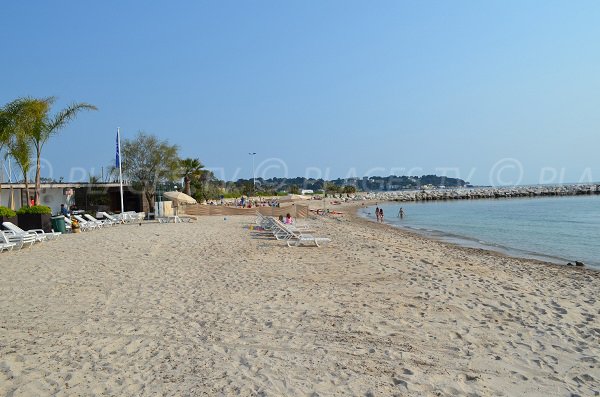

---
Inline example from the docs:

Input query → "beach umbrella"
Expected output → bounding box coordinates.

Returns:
[163,191,197,216]
[163,191,197,204]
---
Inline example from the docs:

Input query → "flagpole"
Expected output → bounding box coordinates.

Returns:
[117,127,124,214]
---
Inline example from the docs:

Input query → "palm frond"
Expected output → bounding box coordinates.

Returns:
[45,102,98,141]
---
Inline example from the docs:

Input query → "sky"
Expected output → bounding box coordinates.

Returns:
[1,1,599,186]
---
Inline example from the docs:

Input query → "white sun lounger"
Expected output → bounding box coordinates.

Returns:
[84,214,114,227]
[286,230,331,247]
[73,215,99,230]
[267,219,329,247]
[2,230,37,249]
[99,212,123,224]
[0,232,16,252]
[2,222,50,242]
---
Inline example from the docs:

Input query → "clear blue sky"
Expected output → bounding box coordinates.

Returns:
[1,1,599,186]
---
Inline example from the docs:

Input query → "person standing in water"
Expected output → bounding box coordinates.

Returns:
[375,206,380,222]
[398,207,404,219]
[379,208,384,223]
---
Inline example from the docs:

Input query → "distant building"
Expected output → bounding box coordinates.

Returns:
[301,189,314,195]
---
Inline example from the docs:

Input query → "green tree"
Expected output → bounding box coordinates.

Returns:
[180,158,204,196]
[121,132,180,213]
[289,184,300,194]
[240,181,254,197]
[324,182,340,195]
[343,185,356,194]
[192,170,221,202]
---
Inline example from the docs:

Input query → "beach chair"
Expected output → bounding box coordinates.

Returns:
[72,215,98,231]
[285,229,331,247]
[2,221,59,241]
[1,222,50,242]
[270,220,330,247]
[2,230,37,249]
[99,212,124,225]
[64,217,75,230]
[84,214,114,227]
[272,218,316,237]
[256,214,283,232]
[0,232,16,252]
[115,211,140,224]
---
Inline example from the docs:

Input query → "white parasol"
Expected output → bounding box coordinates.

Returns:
[163,191,197,204]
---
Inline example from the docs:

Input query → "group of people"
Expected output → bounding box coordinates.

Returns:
[374,206,405,223]
[375,206,384,222]
[278,213,294,224]
[233,197,281,209]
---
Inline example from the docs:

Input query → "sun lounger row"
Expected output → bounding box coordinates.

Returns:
[1,221,62,251]
[65,212,144,231]
[255,212,331,247]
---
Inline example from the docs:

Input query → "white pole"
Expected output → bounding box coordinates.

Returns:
[249,152,256,196]
[8,158,14,210]
[118,127,124,214]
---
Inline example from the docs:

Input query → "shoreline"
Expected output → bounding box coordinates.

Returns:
[343,198,598,271]
[343,203,595,275]
[320,199,596,273]
[357,207,583,269]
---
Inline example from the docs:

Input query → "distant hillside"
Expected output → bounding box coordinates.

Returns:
[227,174,468,194]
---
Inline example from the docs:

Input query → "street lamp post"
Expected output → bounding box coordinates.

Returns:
[249,152,256,196]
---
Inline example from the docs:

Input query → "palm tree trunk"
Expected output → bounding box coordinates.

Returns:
[24,179,31,207]
[184,176,191,196]
[35,150,41,205]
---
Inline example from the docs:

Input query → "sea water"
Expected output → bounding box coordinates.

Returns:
[362,195,600,269]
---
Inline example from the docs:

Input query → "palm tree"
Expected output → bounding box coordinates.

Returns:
[0,109,11,206]
[8,133,33,205]
[0,97,97,206]
[0,108,11,205]
[30,97,97,204]
[0,99,38,206]
[180,158,204,196]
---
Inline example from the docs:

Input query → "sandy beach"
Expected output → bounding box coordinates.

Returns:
[1,208,598,396]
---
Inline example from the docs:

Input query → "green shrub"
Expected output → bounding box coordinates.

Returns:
[16,205,52,215]
[0,206,16,217]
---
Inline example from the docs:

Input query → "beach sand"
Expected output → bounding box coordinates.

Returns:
[0,208,598,396]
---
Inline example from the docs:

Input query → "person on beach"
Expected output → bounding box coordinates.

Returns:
[285,213,293,224]
[375,206,380,221]
[379,208,384,222]
[60,204,69,217]
[398,207,404,219]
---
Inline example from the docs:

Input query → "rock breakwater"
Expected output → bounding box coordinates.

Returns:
[346,184,600,202]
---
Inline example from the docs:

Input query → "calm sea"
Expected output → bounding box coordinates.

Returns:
[362,195,600,269]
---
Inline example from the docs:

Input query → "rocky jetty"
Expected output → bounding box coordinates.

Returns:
[338,184,600,202]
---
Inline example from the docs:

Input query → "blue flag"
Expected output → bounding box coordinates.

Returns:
[115,130,120,168]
